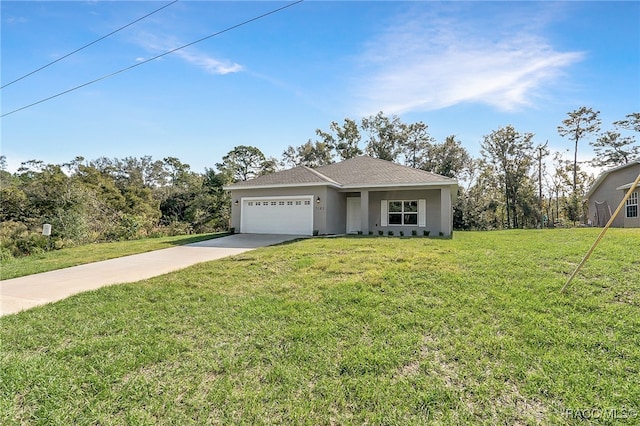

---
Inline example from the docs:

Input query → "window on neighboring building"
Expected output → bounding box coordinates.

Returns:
[388,200,418,225]
[627,192,638,218]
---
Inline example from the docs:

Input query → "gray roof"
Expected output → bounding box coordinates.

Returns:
[317,156,456,186]
[227,165,338,188]
[226,156,457,190]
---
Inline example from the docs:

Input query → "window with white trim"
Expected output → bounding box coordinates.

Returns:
[381,199,426,227]
[627,192,638,218]
[388,200,418,225]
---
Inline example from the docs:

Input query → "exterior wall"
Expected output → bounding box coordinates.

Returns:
[325,187,346,234]
[368,188,450,236]
[229,186,329,234]
[588,164,640,228]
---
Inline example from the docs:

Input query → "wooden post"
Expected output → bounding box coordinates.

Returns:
[562,173,640,292]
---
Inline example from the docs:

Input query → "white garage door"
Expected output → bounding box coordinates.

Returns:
[241,197,313,235]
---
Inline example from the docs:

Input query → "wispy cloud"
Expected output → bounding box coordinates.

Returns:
[132,31,243,75]
[353,4,584,115]
[4,16,28,25]
[171,49,243,75]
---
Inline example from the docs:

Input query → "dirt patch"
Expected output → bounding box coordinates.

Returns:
[396,334,550,423]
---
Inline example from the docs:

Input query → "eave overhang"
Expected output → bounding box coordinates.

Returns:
[225,180,459,197]
[223,182,341,191]
[616,181,640,191]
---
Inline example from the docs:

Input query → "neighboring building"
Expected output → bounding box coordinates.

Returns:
[224,156,458,236]
[586,160,640,228]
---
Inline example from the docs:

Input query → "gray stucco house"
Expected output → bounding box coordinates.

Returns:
[586,160,640,228]
[224,156,458,236]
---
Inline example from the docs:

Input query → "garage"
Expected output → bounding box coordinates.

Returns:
[240,196,314,235]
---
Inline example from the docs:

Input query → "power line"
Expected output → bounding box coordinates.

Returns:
[1,0,304,118]
[1,0,179,90]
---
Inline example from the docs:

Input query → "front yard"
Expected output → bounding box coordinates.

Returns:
[1,229,638,424]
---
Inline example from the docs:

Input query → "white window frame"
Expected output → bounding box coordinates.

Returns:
[626,192,638,218]
[381,199,427,226]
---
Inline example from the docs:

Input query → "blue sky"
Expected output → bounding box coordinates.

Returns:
[2,1,639,175]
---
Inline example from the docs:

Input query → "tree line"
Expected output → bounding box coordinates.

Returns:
[0,156,229,259]
[1,108,637,258]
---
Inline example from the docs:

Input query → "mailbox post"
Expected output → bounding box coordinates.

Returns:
[42,223,52,250]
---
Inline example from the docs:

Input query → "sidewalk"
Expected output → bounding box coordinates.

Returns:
[1,234,302,316]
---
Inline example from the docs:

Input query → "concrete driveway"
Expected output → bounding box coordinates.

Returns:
[0,234,304,317]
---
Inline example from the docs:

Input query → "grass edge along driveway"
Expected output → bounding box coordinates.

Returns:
[1,229,639,424]
[0,233,227,280]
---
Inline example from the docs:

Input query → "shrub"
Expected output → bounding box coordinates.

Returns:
[423,230,430,237]
[49,208,91,244]
[388,230,394,236]
[378,230,384,236]
[0,247,13,261]
[412,230,417,236]
[15,234,48,256]
[0,221,52,257]
[399,231,404,237]
[161,221,194,236]
[115,214,140,240]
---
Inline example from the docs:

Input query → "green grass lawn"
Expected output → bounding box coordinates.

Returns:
[1,229,639,424]
[0,233,227,280]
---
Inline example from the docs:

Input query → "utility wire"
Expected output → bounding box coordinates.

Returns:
[1,0,179,90]
[1,0,303,118]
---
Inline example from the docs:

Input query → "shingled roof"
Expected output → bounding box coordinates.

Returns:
[226,165,338,188]
[226,156,457,189]
[317,156,456,187]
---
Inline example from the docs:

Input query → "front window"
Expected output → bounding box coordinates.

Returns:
[627,192,638,218]
[388,200,418,225]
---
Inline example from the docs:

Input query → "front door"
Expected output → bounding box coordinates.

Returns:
[346,197,361,234]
